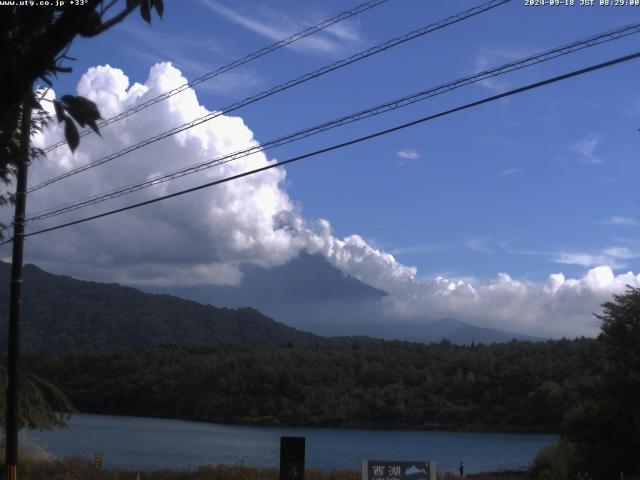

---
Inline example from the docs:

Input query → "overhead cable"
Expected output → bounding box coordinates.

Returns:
[29,0,510,193]
[24,22,640,223]
[2,49,636,246]
[41,0,390,153]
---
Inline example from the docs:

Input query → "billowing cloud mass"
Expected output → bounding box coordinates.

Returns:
[9,63,640,338]
[382,267,640,338]
[21,63,413,291]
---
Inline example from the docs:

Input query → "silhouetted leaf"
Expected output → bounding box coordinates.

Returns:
[53,100,65,123]
[61,95,101,134]
[26,92,41,111]
[65,109,86,127]
[61,95,101,120]
[140,0,151,24]
[87,119,101,136]
[63,118,79,152]
[151,0,164,18]
[127,0,139,9]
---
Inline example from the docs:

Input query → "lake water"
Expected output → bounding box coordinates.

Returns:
[26,414,557,474]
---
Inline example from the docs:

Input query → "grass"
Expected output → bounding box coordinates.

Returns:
[12,457,527,480]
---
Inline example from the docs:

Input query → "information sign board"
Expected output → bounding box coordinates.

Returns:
[361,460,435,480]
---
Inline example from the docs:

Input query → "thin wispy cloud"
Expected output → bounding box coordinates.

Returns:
[602,216,638,226]
[622,95,640,116]
[121,46,262,96]
[602,246,637,260]
[501,168,517,177]
[474,47,531,91]
[116,24,263,96]
[119,41,264,96]
[393,237,505,257]
[324,21,362,43]
[166,55,262,94]
[119,22,224,58]
[572,133,605,164]
[390,243,448,256]
[199,0,363,54]
[553,246,639,269]
[554,252,615,268]
[396,148,421,166]
[201,0,286,42]
[121,23,227,64]
[467,237,494,255]
[506,243,639,270]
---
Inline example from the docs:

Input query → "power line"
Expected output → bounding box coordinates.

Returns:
[2,49,637,246]
[24,21,640,224]
[28,0,511,193]
[41,0,390,154]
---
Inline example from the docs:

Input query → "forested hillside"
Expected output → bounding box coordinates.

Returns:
[25,338,601,432]
[0,262,325,351]
[1,260,537,347]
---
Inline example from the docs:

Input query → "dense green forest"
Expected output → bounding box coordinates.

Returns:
[25,338,601,433]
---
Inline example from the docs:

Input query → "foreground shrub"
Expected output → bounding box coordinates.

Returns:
[527,440,577,480]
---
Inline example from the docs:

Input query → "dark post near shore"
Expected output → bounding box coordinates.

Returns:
[280,436,305,480]
[4,96,32,480]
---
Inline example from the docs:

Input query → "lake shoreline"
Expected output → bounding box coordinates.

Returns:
[65,409,560,435]
[29,413,556,474]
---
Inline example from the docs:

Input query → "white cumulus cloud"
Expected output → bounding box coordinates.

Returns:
[14,63,412,293]
[381,266,640,338]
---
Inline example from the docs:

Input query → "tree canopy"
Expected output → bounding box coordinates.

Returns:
[0,0,162,434]
[0,366,75,431]
[0,0,163,221]
[25,338,601,433]
[563,287,640,478]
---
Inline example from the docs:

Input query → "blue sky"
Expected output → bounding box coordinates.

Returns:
[48,0,640,282]
[6,0,640,336]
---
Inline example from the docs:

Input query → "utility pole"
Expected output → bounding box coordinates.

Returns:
[4,95,32,480]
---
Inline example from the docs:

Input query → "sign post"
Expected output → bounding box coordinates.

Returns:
[280,436,305,480]
[362,460,436,480]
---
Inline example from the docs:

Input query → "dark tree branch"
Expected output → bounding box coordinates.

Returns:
[90,2,139,36]
[101,0,120,16]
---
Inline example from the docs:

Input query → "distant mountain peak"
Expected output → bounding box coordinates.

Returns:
[239,252,388,301]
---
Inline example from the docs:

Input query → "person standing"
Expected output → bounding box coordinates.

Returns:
[459,461,464,477]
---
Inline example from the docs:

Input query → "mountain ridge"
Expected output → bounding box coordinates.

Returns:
[0,261,328,352]
[0,258,540,351]
[148,252,540,343]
